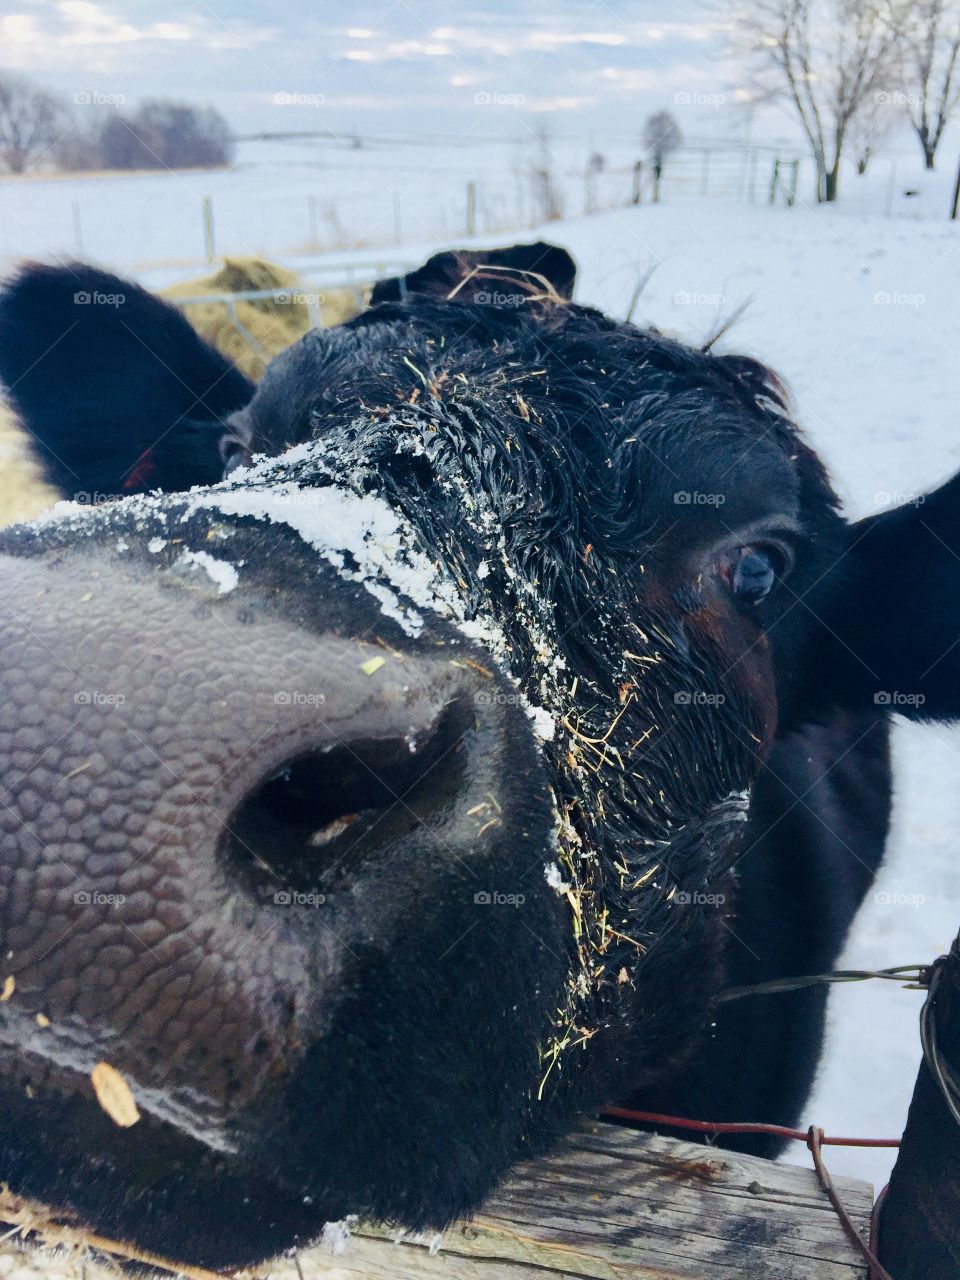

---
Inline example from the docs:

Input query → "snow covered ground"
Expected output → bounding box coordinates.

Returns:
[4,144,960,1191]
[0,135,952,275]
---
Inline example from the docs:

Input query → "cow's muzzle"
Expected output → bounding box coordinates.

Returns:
[0,549,491,1141]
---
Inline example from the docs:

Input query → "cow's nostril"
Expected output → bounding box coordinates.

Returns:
[224,706,467,895]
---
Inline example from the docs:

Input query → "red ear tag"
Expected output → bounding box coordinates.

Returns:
[122,449,157,492]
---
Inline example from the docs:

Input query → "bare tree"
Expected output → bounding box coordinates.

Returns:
[643,110,683,170]
[0,73,64,174]
[733,0,900,201]
[894,0,960,168]
[100,100,234,171]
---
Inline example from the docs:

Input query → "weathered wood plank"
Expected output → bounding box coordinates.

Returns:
[296,1121,874,1280]
[0,1121,873,1280]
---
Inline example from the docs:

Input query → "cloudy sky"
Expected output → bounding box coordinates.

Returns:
[0,0,766,143]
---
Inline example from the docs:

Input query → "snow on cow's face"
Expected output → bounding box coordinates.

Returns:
[0,292,848,1266]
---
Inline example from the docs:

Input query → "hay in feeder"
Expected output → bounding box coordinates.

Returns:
[0,398,59,528]
[164,258,365,379]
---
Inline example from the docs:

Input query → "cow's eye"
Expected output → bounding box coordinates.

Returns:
[727,542,793,603]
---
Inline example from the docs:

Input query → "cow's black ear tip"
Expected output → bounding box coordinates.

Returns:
[369,240,577,310]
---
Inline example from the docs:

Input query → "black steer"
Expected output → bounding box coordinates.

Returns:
[0,250,955,1268]
[0,261,254,500]
[369,240,577,305]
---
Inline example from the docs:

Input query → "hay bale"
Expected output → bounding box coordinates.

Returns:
[164,258,364,379]
[0,398,58,527]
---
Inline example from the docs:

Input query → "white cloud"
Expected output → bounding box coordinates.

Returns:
[57,1,138,44]
[599,67,661,92]
[527,31,627,48]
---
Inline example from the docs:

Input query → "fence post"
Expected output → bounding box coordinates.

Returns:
[466,181,477,236]
[653,158,662,203]
[786,160,799,207]
[747,150,758,204]
[631,160,643,205]
[71,200,84,256]
[768,159,781,205]
[202,196,216,264]
[951,157,960,220]
[884,158,898,218]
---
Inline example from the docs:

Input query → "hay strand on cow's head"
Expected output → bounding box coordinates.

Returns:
[445,264,568,308]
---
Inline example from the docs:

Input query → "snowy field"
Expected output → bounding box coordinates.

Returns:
[0,135,952,275]
[3,146,960,1193]
[0,137,649,269]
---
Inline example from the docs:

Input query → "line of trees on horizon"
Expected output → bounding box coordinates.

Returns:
[0,71,233,175]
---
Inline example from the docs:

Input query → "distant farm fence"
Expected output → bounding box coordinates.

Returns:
[1,143,925,272]
[177,149,808,268]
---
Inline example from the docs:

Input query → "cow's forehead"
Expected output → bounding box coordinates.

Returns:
[243,299,804,483]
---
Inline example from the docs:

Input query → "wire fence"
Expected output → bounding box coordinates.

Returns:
[169,147,812,268]
[0,141,943,274]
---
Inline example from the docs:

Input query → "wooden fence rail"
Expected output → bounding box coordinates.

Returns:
[0,1121,873,1280]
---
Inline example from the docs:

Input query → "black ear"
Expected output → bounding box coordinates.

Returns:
[825,473,960,720]
[370,241,576,305]
[0,262,255,503]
